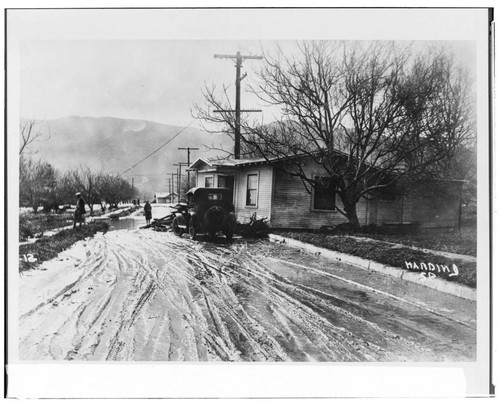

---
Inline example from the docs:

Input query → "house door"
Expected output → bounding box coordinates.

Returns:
[218,175,235,203]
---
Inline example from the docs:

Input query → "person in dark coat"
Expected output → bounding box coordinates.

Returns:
[73,192,86,229]
[144,200,152,225]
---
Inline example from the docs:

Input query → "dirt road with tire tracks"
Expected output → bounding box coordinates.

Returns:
[18,229,475,362]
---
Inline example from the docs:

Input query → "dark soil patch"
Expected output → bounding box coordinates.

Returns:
[274,231,476,289]
[19,221,110,272]
[311,223,476,257]
[356,227,476,257]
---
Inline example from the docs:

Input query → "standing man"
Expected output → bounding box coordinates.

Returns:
[73,192,86,229]
[144,200,152,226]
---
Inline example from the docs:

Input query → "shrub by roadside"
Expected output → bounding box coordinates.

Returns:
[19,207,123,242]
[274,231,476,288]
[19,221,109,273]
[236,213,270,238]
[19,212,74,242]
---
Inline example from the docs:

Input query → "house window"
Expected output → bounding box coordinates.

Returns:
[204,175,213,187]
[246,174,258,206]
[218,176,226,188]
[312,176,336,211]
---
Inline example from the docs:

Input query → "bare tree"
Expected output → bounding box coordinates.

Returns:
[19,156,58,213]
[195,41,475,228]
[72,166,101,214]
[19,120,49,155]
[97,173,136,209]
[192,82,239,159]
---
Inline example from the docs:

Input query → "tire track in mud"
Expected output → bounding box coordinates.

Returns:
[68,235,137,360]
[19,231,475,362]
[97,231,213,360]
[257,253,476,360]
[19,235,113,359]
[20,232,161,360]
[139,236,265,361]
[150,239,389,361]
[159,239,292,361]
[159,240,384,361]
[242,256,427,358]
[223,257,384,361]
[19,234,109,321]
[236,252,471,361]
[111,232,466,359]
[169,238,473,361]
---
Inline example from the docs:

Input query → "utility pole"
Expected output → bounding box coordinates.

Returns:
[166,172,176,203]
[168,173,176,203]
[214,51,262,159]
[173,163,188,201]
[178,147,199,189]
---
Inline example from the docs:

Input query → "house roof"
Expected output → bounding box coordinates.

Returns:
[155,192,177,198]
[189,155,291,171]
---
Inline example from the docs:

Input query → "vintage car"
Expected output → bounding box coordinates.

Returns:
[171,187,236,240]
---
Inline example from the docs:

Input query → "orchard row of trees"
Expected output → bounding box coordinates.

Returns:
[196,41,476,228]
[20,155,137,214]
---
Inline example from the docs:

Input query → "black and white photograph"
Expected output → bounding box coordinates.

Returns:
[4,5,494,399]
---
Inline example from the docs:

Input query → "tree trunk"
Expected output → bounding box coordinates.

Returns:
[31,198,39,213]
[340,193,360,229]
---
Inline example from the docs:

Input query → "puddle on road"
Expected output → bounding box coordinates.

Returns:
[107,217,144,231]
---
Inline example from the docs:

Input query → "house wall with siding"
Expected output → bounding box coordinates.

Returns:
[409,191,461,228]
[270,164,370,229]
[369,186,461,229]
[196,172,217,188]
[194,161,462,229]
[233,165,274,223]
[194,164,274,224]
[270,162,461,229]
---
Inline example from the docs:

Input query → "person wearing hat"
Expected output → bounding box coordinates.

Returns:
[144,200,152,225]
[73,192,86,229]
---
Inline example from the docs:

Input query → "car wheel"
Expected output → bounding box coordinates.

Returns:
[172,216,183,237]
[189,220,197,240]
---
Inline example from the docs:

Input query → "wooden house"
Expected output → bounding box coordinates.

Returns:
[189,156,463,230]
[154,192,178,204]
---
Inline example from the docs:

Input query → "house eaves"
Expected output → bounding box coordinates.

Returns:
[188,155,303,171]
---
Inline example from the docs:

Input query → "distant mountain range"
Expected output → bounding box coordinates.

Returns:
[21,116,233,197]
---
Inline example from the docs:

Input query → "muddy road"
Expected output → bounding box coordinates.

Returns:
[18,229,476,362]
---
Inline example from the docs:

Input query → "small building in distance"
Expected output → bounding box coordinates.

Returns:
[188,156,464,231]
[154,192,178,204]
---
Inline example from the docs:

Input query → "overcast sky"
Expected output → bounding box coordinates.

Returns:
[13,9,483,130]
[19,39,476,130]
[20,40,272,128]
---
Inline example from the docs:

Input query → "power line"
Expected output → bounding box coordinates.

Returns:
[121,120,195,175]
